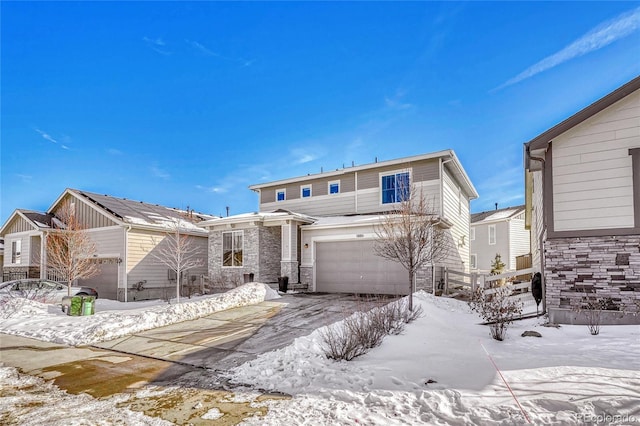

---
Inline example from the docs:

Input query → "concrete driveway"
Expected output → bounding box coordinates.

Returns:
[93,292,395,372]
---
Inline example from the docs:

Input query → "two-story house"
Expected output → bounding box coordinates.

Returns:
[524,75,640,324]
[199,149,478,295]
[470,205,530,273]
[1,188,215,301]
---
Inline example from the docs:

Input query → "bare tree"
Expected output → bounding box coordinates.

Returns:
[46,201,100,296]
[374,182,450,311]
[149,222,203,304]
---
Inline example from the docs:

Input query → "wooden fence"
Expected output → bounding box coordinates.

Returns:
[443,266,542,318]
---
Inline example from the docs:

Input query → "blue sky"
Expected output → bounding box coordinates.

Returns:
[2,2,639,223]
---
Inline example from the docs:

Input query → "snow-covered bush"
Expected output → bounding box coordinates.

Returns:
[321,298,423,360]
[468,285,523,341]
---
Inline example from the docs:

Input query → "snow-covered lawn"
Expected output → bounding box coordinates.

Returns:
[228,292,640,425]
[1,286,639,424]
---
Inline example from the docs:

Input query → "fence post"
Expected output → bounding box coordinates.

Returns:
[471,272,477,293]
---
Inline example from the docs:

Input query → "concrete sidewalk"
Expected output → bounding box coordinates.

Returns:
[0,333,195,398]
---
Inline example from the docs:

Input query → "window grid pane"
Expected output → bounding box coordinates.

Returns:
[382,175,395,204]
[222,231,243,267]
[382,172,410,204]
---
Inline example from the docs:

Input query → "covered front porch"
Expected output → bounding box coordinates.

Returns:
[199,210,316,288]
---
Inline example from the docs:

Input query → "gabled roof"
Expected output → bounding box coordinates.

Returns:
[49,189,218,234]
[0,209,54,235]
[526,75,640,150]
[471,205,525,224]
[249,149,479,200]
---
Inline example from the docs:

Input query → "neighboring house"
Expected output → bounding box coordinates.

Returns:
[470,205,530,273]
[200,149,478,295]
[524,75,640,324]
[1,210,54,281]
[1,189,216,300]
[0,238,4,280]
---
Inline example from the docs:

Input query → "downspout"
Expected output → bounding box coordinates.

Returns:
[526,145,547,315]
[124,225,131,302]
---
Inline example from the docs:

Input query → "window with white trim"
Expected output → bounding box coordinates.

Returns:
[328,180,340,194]
[222,231,243,267]
[301,185,312,198]
[470,254,477,270]
[381,171,410,204]
[470,227,475,241]
[488,224,496,245]
[11,240,21,264]
[276,189,286,202]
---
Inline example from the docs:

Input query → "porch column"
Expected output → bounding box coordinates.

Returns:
[280,221,299,283]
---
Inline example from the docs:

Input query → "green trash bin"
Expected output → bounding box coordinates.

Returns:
[81,296,95,316]
[69,296,83,316]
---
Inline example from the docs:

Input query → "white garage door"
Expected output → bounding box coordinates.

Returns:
[315,240,408,295]
[77,258,119,300]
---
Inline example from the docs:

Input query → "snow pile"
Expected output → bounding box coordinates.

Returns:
[0,283,276,346]
[0,297,50,319]
[229,291,640,425]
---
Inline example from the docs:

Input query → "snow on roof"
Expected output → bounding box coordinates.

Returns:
[471,205,525,224]
[199,209,316,227]
[20,210,54,229]
[73,189,218,233]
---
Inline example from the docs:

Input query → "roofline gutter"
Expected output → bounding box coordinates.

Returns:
[248,149,458,191]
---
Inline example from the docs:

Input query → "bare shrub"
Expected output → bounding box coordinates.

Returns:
[321,297,424,361]
[469,285,523,341]
[573,288,620,336]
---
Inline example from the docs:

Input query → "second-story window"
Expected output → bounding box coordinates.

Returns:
[276,189,286,202]
[328,181,340,194]
[470,227,475,241]
[381,171,410,204]
[301,185,312,198]
[488,224,496,245]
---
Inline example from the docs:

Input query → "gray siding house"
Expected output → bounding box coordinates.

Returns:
[200,149,478,295]
[524,75,640,324]
[1,189,216,301]
[470,205,530,273]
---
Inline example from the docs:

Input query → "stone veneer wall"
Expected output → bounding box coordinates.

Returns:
[300,266,313,288]
[258,226,281,283]
[208,225,282,286]
[2,265,40,279]
[545,235,640,324]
